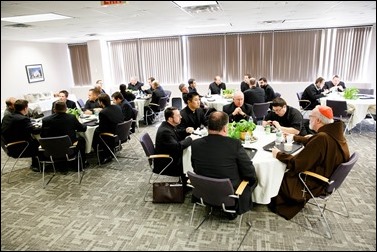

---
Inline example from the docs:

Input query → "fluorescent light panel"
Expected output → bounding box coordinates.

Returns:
[1,13,71,23]
[173,1,218,8]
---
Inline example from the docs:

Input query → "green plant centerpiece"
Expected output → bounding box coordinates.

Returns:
[343,87,359,100]
[228,119,256,140]
[222,89,234,99]
[66,107,81,118]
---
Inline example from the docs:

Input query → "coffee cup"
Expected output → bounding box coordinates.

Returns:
[286,134,294,144]
[284,143,293,151]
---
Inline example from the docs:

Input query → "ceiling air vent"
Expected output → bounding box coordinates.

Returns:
[4,23,32,28]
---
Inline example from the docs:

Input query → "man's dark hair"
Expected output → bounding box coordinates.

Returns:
[119,84,127,92]
[271,97,287,107]
[98,93,111,107]
[208,111,229,131]
[54,101,67,113]
[188,78,195,85]
[90,88,101,96]
[164,107,178,121]
[259,77,267,82]
[148,77,155,82]
[14,99,28,112]
[186,92,199,102]
[59,90,69,97]
[111,91,124,101]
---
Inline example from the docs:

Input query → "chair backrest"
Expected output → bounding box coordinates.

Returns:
[158,96,169,111]
[187,171,236,207]
[171,97,182,110]
[1,136,29,158]
[327,152,358,193]
[116,119,132,144]
[358,88,374,95]
[274,92,281,98]
[253,102,270,119]
[296,92,303,100]
[164,90,172,102]
[326,100,349,118]
[39,135,74,159]
[139,133,155,157]
[132,108,138,120]
[77,98,85,109]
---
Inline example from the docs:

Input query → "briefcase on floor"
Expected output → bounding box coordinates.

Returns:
[152,182,184,203]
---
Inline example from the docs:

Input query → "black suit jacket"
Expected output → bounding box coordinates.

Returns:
[301,83,325,110]
[41,112,87,143]
[154,121,192,176]
[209,82,226,95]
[51,99,77,114]
[191,134,257,214]
[1,112,39,143]
[223,102,257,124]
[244,87,265,105]
[119,99,134,121]
[179,106,208,134]
[324,81,346,92]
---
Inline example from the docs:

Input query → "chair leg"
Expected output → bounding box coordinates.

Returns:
[77,152,84,184]
[42,160,56,189]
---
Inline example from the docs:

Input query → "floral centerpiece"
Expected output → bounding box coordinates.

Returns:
[222,89,234,99]
[228,119,256,140]
[67,108,81,118]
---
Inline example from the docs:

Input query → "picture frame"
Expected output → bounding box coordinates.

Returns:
[25,64,45,83]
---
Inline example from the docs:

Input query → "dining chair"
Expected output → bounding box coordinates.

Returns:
[171,97,183,110]
[294,152,359,239]
[145,96,169,125]
[296,91,311,115]
[252,102,270,124]
[96,119,136,168]
[326,99,354,134]
[1,136,35,183]
[38,135,84,188]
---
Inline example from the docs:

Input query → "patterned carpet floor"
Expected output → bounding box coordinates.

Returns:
[1,120,376,251]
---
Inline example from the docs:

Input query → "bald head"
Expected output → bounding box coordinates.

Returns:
[233,91,244,107]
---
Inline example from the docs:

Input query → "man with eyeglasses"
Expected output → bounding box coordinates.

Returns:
[268,105,350,220]
[262,97,306,135]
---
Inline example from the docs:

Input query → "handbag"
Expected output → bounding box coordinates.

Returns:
[152,182,184,203]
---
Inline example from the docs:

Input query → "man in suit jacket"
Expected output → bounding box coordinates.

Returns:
[208,75,226,95]
[223,91,257,124]
[324,75,346,92]
[127,76,144,91]
[41,101,89,168]
[51,90,77,114]
[191,111,258,217]
[258,77,276,102]
[179,92,208,136]
[301,77,329,110]
[1,99,40,170]
[154,107,199,184]
[244,78,265,105]
[92,94,124,163]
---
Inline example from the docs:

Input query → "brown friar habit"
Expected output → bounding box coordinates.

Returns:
[268,120,350,220]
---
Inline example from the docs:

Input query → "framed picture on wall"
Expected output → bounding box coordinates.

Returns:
[26,64,45,83]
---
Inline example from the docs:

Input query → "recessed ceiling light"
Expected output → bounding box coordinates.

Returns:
[1,13,71,23]
[172,1,218,8]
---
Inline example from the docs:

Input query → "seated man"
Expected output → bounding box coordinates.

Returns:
[179,92,208,136]
[223,91,257,124]
[178,83,189,104]
[51,90,77,114]
[301,77,329,110]
[154,107,199,187]
[244,78,265,105]
[111,91,135,133]
[191,111,257,217]
[269,105,350,220]
[258,77,276,102]
[324,75,346,92]
[3,97,17,117]
[84,88,101,115]
[41,101,89,171]
[262,97,306,135]
[95,80,106,94]
[208,75,226,95]
[119,84,136,103]
[127,76,144,91]
[92,94,124,163]
[1,99,40,171]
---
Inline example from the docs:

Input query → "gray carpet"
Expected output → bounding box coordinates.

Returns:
[1,120,376,251]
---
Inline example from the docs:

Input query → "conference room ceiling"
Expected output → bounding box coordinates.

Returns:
[1,1,376,44]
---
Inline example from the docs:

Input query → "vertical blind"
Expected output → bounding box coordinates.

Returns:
[71,26,373,86]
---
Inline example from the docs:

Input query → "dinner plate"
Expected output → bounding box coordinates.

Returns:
[206,98,215,102]
[242,136,258,147]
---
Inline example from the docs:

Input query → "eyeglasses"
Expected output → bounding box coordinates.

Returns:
[273,107,283,113]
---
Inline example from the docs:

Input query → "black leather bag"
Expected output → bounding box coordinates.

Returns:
[152,182,184,203]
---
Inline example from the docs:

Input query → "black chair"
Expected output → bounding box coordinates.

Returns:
[296,91,311,113]
[187,171,251,246]
[1,136,35,183]
[357,88,374,95]
[274,92,281,98]
[164,90,172,103]
[77,98,85,109]
[96,119,135,168]
[326,99,353,134]
[171,97,183,110]
[131,108,139,133]
[38,135,83,188]
[252,102,270,124]
[296,152,359,239]
[145,96,169,125]
[139,133,178,201]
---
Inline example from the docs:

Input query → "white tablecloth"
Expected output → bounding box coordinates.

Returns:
[133,97,151,122]
[201,95,232,111]
[78,115,99,153]
[320,93,376,129]
[183,126,288,204]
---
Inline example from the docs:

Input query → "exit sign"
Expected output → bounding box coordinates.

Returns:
[101,1,126,6]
